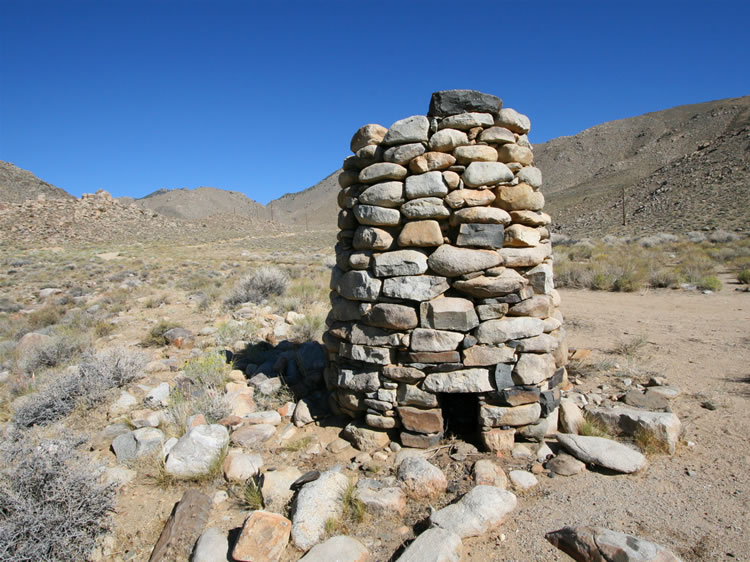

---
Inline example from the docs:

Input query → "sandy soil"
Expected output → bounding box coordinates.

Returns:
[472,283,750,561]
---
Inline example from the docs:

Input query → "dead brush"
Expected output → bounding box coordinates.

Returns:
[613,333,649,357]
[634,427,670,456]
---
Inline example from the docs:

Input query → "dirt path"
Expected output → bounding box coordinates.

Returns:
[473,286,750,561]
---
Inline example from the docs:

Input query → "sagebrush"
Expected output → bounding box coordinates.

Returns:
[13,347,147,427]
[225,266,289,307]
[0,434,115,561]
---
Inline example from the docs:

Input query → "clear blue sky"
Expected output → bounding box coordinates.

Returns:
[1,0,748,204]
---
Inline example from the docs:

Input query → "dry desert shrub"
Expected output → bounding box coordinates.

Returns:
[13,347,147,428]
[0,434,115,561]
[16,330,89,374]
[224,266,289,307]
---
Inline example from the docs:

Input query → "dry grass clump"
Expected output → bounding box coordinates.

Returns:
[224,266,289,307]
[0,434,115,561]
[738,269,750,284]
[577,412,613,439]
[634,427,671,456]
[13,347,147,428]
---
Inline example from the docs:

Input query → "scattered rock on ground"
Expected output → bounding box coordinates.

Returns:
[299,535,370,561]
[396,527,463,562]
[232,510,291,562]
[397,456,447,499]
[545,525,683,562]
[557,433,647,474]
[430,485,517,538]
[165,424,229,478]
[291,469,349,551]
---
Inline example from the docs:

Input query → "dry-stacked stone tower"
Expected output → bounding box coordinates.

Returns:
[324,90,567,450]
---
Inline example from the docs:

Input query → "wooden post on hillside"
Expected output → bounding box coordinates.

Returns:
[622,186,626,226]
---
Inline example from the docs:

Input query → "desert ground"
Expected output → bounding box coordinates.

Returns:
[0,230,748,561]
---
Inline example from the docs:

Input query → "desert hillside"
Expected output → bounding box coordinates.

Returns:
[123,186,271,221]
[0,161,75,203]
[535,95,750,236]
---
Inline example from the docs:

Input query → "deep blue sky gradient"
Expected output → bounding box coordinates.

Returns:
[1,0,749,203]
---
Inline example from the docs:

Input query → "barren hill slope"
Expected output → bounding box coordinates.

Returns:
[534,95,750,236]
[0,161,74,203]
[267,170,340,228]
[127,186,270,221]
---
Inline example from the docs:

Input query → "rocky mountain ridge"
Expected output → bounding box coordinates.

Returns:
[2,94,748,242]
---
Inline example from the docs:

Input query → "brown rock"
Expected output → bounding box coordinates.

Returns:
[504,224,541,247]
[453,145,498,164]
[509,210,551,226]
[232,511,291,562]
[398,407,444,434]
[409,152,457,174]
[149,489,211,562]
[494,183,544,212]
[450,206,511,225]
[462,345,516,366]
[398,220,444,247]
[350,124,387,153]
[497,144,534,165]
[445,189,496,209]
[481,428,516,453]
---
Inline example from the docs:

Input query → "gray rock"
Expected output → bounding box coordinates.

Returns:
[383,365,426,383]
[429,90,502,117]
[456,223,505,249]
[405,171,448,200]
[427,245,501,277]
[357,479,406,516]
[463,162,513,187]
[384,142,426,165]
[230,424,276,448]
[261,467,303,513]
[439,112,494,130]
[144,382,170,407]
[382,275,449,301]
[410,328,464,352]
[622,389,670,410]
[430,485,516,538]
[358,181,405,208]
[383,115,430,145]
[479,126,515,144]
[299,535,370,561]
[353,226,394,251]
[337,369,381,392]
[358,162,408,184]
[546,526,682,562]
[480,403,541,427]
[450,206,511,225]
[499,243,552,267]
[514,333,558,353]
[453,145,498,164]
[339,343,392,365]
[420,297,478,331]
[110,391,137,415]
[429,128,469,152]
[133,427,165,458]
[517,166,543,188]
[396,528,462,562]
[348,323,401,346]
[525,263,553,294]
[373,250,428,277]
[556,434,647,473]
[453,271,527,298]
[546,453,586,476]
[423,368,493,393]
[475,317,544,344]
[398,456,447,499]
[112,432,137,463]
[401,197,450,220]
[222,452,263,482]
[509,470,538,490]
[589,406,681,455]
[353,204,401,226]
[291,470,350,551]
[463,345,515,366]
[336,270,382,302]
[513,353,556,385]
[191,527,229,562]
[165,425,229,478]
[365,303,419,330]
[397,383,438,407]
[343,422,390,451]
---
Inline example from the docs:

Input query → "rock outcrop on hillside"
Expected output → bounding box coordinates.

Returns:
[0,161,74,204]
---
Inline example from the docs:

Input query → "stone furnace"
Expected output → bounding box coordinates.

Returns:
[324,90,567,450]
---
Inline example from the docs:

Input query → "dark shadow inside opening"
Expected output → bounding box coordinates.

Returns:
[439,393,481,446]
